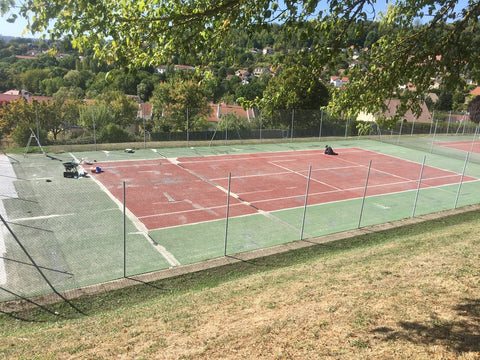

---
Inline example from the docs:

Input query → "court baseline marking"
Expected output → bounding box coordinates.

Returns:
[69,153,181,267]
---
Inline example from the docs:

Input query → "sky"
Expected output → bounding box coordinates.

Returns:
[0,0,472,39]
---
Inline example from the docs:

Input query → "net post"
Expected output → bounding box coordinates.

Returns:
[412,155,426,217]
[224,172,231,256]
[358,160,372,228]
[300,165,312,240]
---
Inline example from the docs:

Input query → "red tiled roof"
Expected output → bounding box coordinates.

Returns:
[206,103,254,123]
[470,87,480,96]
[0,91,53,104]
[384,99,432,123]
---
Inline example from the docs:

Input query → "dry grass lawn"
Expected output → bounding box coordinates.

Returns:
[1,210,480,359]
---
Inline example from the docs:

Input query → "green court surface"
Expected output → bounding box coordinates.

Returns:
[1,137,480,301]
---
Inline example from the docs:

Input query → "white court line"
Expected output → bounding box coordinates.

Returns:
[69,153,181,267]
[0,154,19,285]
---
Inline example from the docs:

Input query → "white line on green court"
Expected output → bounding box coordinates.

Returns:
[69,153,181,267]
[8,214,75,222]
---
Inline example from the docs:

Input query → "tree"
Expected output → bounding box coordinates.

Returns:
[2,0,480,120]
[436,91,453,112]
[260,64,329,128]
[468,96,480,124]
[151,78,210,132]
[97,90,138,128]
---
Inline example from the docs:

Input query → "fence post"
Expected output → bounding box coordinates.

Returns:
[291,109,294,142]
[454,152,470,209]
[143,116,146,149]
[300,165,312,240]
[318,110,323,140]
[412,155,426,217]
[429,119,438,153]
[92,106,97,151]
[123,181,126,278]
[225,107,228,145]
[186,108,190,148]
[0,213,85,314]
[446,111,451,135]
[397,119,404,144]
[358,160,372,228]
[224,172,231,256]
[468,125,479,153]
[259,111,263,143]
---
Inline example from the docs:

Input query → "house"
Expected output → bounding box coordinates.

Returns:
[235,69,251,78]
[262,47,275,55]
[357,99,432,123]
[253,67,270,77]
[155,64,196,74]
[470,87,480,96]
[398,82,417,92]
[137,103,153,120]
[330,76,349,87]
[0,90,52,105]
[206,103,255,127]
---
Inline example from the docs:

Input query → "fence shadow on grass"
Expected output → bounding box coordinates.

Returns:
[376,298,480,353]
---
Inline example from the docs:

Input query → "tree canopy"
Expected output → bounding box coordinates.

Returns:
[1,0,480,118]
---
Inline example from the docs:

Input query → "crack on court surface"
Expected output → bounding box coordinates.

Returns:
[69,153,181,267]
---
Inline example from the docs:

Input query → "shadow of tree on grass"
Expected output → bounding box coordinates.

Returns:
[371,298,480,353]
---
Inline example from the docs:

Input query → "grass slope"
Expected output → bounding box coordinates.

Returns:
[0,209,479,359]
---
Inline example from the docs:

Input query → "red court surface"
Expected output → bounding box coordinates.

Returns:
[436,140,480,153]
[91,148,477,230]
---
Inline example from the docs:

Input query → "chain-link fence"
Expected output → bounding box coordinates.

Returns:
[1,109,480,317]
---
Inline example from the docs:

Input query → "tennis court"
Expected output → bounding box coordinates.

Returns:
[92,147,477,230]
[436,139,480,153]
[1,139,480,302]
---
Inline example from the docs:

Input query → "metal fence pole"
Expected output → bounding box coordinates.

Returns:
[429,119,438,153]
[92,106,97,151]
[454,152,470,209]
[225,107,228,145]
[429,111,435,135]
[319,110,323,140]
[446,111,451,135]
[123,181,126,278]
[358,160,372,228]
[143,116,146,149]
[468,125,479,153]
[412,155,426,217]
[397,119,404,144]
[300,165,312,240]
[224,172,231,256]
[0,213,85,314]
[186,108,190,148]
[291,109,294,142]
[259,111,263,143]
